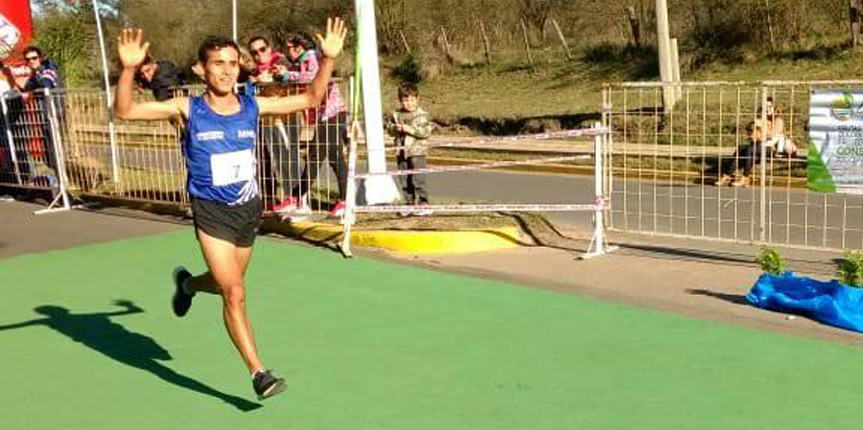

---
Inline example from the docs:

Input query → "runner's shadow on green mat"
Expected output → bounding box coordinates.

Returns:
[687,289,750,306]
[0,300,261,412]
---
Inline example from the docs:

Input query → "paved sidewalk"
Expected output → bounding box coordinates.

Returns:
[0,200,181,259]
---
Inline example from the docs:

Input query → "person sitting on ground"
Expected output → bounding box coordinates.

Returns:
[277,33,350,219]
[760,97,797,158]
[717,98,797,187]
[135,56,184,101]
[386,83,434,215]
[717,120,765,187]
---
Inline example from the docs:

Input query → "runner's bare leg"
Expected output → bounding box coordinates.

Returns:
[189,230,263,374]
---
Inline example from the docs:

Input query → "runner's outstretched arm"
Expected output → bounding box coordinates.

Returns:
[114,28,186,121]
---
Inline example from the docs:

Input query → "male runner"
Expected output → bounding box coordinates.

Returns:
[113,18,347,401]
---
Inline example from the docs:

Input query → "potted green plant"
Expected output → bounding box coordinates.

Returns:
[837,250,863,287]
[755,247,786,276]
[747,248,863,333]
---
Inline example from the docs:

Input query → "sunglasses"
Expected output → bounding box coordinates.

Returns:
[251,46,269,55]
[25,56,40,61]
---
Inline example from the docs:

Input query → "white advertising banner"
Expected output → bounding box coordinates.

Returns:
[809,89,863,194]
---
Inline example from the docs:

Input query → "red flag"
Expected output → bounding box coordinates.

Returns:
[0,0,33,60]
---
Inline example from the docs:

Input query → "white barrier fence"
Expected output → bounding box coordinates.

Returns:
[2,85,615,258]
[0,88,75,213]
[0,82,353,217]
[604,80,863,253]
[340,124,615,259]
[9,80,863,254]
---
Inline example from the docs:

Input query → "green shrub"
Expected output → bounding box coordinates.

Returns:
[33,9,95,87]
[838,250,863,287]
[755,248,786,275]
[392,54,422,85]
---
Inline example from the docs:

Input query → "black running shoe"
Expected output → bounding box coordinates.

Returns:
[172,266,194,317]
[253,369,287,400]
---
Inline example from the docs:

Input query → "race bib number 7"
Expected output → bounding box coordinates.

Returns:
[210,149,255,186]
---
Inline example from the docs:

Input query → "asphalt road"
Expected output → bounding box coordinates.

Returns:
[36,143,863,251]
[426,168,863,251]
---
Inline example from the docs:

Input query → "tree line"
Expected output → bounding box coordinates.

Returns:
[28,0,853,86]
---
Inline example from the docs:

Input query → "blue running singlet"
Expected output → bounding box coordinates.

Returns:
[183,94,260,205]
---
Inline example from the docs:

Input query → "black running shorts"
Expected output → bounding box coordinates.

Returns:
[191,197,263,248]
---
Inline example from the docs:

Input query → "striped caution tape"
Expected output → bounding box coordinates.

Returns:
[354,203,604,214]
[353,154,591,179]
[368,127,609,153]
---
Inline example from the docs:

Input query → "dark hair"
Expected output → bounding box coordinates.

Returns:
[247,36,269,48]
[758,97,782,115]
[198,36,240,64]
[23,45,43,58]
[288,32,316,50]
[287,34,307,49]
[134,56,156,84]
[398,83,419,99]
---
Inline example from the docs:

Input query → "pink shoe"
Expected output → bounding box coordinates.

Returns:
[272,196,299,214]
[329,201,346,218]
[282,200,312,223]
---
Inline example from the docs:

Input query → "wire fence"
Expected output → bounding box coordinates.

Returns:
[12,78,863,254]
[604,81,863,252]
[340,124,613,258]
[1,81,615,258]
[1,88,63,190]
[0,80,353,217]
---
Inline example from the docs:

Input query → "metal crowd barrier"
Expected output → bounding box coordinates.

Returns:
[339,123,616,259]
[0,80,353,217]
[604,80,863,252]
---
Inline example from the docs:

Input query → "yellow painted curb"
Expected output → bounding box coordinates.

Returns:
[75,195,521,254]
[262,219,521,254]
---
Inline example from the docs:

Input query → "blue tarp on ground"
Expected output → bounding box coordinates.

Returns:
[747,272,863,333]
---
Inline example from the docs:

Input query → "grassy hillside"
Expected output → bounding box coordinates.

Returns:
[379,43,863,134]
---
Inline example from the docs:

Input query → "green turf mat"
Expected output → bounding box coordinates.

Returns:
[1,230,862,429]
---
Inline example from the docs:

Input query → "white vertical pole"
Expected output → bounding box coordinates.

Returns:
[670,37,682,101]
[348,76,355,119]
[341,46,363,257]
[341,121,360,258]
[582,122,615,259]
[92,0,120,183]
[656,0,674,113]
[355,0,399,205]
[0,96,22,184]
[232,0,238,42]
[593,125,605,253]
[602,86,613,229]
[34,88,73,214]
[760,86,768,243]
